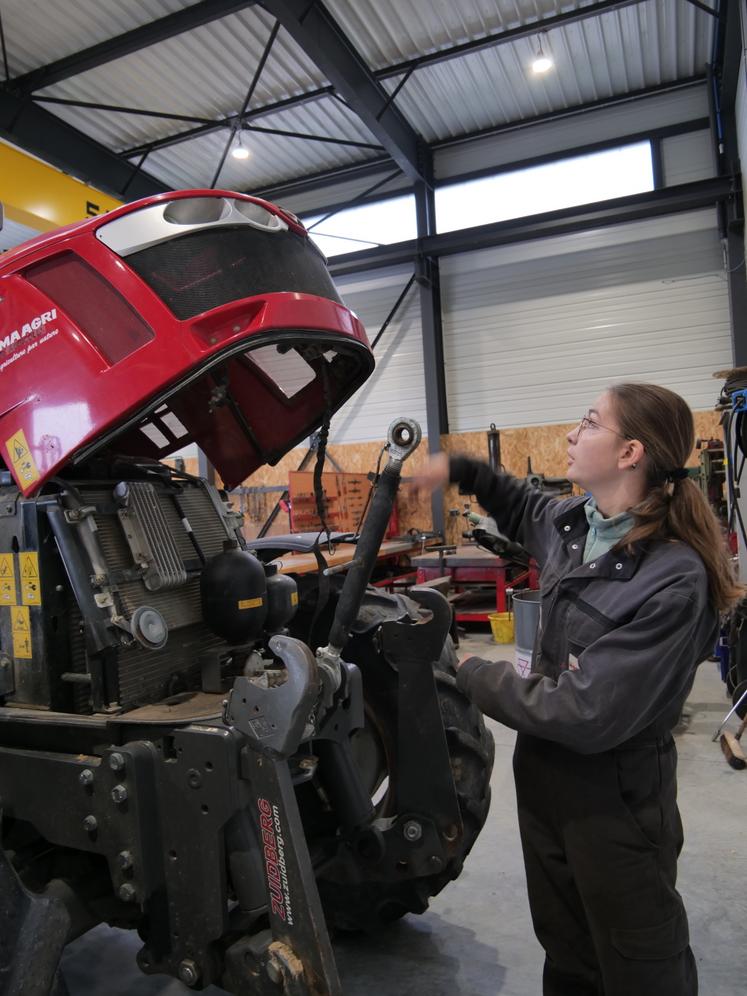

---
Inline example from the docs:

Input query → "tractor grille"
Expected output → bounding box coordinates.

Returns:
[67,599,91,715]
[76,479,235,711]
[125,226,342,320]
[117,623,227,708]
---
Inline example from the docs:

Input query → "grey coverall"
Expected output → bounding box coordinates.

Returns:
[450,456,719,996]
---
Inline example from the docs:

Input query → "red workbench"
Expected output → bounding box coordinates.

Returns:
[412,545,537,622]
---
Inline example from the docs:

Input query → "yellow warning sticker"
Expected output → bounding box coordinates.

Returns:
[290,591,299,606]
[19,551,41,605]
[238,597,264,610]
[11,604,32,659]
[5,429,40,487]
[0,554,16,605]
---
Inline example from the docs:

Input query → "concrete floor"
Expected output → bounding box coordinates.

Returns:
[60,632,744,995]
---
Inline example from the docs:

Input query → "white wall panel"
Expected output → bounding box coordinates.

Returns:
[0,217,39,254]
[434,84,709,182]
[660,130,715,185]
[328,266,426,444]
[441,209,731,432]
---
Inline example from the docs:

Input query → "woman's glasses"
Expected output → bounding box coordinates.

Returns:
[576,414,630,440]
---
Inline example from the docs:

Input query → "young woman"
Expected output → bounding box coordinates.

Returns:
[418,383,740,996]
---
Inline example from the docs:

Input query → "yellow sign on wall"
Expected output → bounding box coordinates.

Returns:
[0,139,123,233]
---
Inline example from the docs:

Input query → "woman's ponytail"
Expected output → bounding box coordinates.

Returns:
[664,476,740,612]
[609,383,742,612]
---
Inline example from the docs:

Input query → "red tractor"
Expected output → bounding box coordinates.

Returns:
[0,190,493,995]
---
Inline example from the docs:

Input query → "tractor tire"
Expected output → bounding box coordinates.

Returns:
[315,632,494,932]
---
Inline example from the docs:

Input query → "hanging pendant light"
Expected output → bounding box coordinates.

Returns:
[532,34,554,75]
[232,130,250,160]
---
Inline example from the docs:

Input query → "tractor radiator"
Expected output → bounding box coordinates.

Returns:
[67,480,236,711]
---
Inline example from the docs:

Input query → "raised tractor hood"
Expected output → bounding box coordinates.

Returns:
[0,190,374,494]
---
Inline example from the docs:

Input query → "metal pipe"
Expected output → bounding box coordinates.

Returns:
[44,502,113,655]
[487,423,502,472]
[325,419,421,654]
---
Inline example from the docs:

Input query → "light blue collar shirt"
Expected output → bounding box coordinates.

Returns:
[583,497,635,564]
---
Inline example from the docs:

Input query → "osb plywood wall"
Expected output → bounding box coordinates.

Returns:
[237,439,429,540]
[214,409,722,544]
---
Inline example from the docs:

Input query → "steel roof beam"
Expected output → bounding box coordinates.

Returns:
[0,90,168,199]
[34,95,217,125]
[122,86,336,158]
[275,116,707,225]
[376,0,649,82]
[8,1,259,95]
[236,0,430,183]
[682,0,717,15]
[115,1,694,164]
[256,77,705,203]
[715,0,741,112]
[711,0,746,364]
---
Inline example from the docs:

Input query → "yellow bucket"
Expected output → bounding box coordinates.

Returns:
[489,611,514,644]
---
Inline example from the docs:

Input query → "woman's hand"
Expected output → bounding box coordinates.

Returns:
[413,452,450,495]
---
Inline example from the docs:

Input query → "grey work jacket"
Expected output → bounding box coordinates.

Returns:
[451,457,719,754]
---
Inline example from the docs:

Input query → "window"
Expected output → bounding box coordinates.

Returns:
[435,142,655,233]
[303,194,417,259]
[299,142,654,259]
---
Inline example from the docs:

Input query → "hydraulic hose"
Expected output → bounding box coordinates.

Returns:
[326,419,421,654]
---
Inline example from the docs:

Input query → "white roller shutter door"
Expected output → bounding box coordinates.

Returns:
[441,209,731,431]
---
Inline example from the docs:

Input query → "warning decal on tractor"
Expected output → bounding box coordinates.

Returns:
[11,604,32,659]
[20,552,41,605]
[0,554,16,605]
[238,597,264,610]
[5,429,40,487]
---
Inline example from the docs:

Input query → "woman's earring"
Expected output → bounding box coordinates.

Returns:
[631,463,638,470]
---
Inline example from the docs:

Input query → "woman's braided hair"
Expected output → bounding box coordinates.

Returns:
[608,382,742,612]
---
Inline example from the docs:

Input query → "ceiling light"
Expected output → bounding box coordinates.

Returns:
[231,131,250,160]
[531,35,553,75]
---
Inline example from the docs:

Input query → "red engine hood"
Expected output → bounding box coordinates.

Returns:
[0,190,374,494]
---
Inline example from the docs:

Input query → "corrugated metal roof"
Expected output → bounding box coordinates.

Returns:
[0,0,717,195]
[376,0,713,144]
[0,0,192,76]
[141,97,379,190]
[325,0,571,71]
[33,6,330,151]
